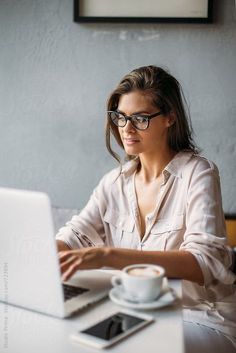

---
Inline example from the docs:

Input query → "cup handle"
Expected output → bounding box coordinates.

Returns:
[111,275,122,287]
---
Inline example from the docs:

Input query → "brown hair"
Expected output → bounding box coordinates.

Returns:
[106,65,198,162]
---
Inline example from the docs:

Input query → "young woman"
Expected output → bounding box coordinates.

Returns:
[56,66,236,351]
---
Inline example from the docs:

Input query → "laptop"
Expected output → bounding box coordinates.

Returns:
[0,187,113,318]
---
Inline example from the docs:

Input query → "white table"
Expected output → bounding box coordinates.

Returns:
[0,279,184,353]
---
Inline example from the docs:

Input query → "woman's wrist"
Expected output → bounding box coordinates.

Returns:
[101,247,116,268]
[100,247,139,269]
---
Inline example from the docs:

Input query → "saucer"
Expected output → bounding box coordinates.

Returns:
[109,285,177,310]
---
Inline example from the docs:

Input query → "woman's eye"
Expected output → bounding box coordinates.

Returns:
[118,115,126,121]
[135,116,147,123]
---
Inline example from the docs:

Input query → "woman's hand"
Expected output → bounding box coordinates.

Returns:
[59,247,110,281]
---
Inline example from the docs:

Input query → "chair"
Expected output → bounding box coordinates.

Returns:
[225,215,236,275]
[225,215,236,248]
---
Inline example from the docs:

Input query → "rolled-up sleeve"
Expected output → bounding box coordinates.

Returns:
[56,183,106,249]
[179,159,235,287]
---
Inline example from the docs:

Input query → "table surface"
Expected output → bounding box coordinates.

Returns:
[0,277,184,353]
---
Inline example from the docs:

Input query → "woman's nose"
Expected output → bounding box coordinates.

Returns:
[123,119,136,133]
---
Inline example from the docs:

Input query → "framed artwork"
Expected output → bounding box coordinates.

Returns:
[74,0,213,23]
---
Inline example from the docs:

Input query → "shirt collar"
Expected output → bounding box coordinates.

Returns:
[121,157,140,178]
[121,151,194,179]
[164,151,194,178]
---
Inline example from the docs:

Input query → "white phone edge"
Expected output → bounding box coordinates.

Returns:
[69,309,154,349]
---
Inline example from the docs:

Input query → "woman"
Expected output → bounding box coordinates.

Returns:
[56,66,236,351]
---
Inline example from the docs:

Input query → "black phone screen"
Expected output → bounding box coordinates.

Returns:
[81,312,146,341]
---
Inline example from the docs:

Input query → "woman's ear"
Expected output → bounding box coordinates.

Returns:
[167,111,176,127]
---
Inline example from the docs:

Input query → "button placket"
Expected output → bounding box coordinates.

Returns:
[141,174,175,243]
[139,242,145,250]
[128,173,142,237]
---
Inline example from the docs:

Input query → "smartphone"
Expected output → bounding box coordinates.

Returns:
[70,310,154,349]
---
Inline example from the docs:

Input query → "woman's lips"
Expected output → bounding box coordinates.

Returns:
[123,138,140,145]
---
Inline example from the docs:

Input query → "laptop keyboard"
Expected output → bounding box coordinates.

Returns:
[63,283,89,302]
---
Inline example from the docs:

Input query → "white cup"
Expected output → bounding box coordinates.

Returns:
[111,264,165,303]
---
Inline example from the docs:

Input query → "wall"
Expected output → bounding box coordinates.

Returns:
[0,0,235,214]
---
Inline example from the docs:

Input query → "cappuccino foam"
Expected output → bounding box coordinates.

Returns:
[127,267,160,278]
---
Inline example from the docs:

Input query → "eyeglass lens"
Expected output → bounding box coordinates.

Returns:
[109,111,149,130]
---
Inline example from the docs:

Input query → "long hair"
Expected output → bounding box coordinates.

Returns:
[106,65,198,162]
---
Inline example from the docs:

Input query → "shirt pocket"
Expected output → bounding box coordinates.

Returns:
[103,209,135,247]
[150,214,184,250]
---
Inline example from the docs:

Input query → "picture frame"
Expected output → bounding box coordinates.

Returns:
[74,0,213,23]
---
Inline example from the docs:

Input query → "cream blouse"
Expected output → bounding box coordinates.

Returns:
[56,152,236,338]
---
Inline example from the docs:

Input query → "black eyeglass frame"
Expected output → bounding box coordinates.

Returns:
[107,110,163,130]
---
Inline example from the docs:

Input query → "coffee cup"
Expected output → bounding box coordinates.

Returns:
[111,264,165,303]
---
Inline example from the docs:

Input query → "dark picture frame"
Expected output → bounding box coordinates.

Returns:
[74,0,213,23]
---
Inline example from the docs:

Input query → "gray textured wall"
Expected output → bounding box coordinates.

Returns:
[0,0,236,214]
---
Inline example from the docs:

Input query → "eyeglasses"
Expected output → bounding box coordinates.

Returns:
[107,110,163,131]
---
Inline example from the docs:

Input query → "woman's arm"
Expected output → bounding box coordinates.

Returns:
[179,159,235,287]
[59,246,204,284]
[55,179,108,249]
[108,248,204,284]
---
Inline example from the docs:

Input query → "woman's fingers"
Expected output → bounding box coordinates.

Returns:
[62,258,82,281]
[58,250,78,263]
[60,254,78,273]
[58,248,100,280]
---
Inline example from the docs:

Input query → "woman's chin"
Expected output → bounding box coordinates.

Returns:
[124,145,141,155]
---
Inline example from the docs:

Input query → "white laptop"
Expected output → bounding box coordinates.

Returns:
[0,187,113,318]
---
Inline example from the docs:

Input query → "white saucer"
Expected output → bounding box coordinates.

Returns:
[109,285,177,310]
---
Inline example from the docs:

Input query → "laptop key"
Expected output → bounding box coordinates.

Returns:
[63,283,89,301]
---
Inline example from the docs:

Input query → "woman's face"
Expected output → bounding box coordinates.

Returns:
[117,90,173,157]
